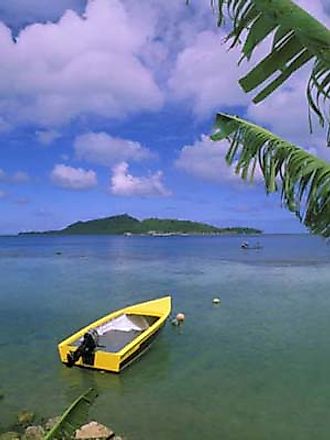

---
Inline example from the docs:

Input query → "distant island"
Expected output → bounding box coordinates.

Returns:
[19,214,262,236]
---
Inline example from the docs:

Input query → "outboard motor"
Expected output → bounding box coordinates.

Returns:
[67,329,99,367]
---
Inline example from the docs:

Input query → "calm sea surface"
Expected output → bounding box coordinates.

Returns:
[0,234,330,439]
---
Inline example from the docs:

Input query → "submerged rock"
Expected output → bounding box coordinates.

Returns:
[17,411,34,426]
[22,426,44,440]
[75,421,114,439]
[44,417,60,431]
[0,433,21,440]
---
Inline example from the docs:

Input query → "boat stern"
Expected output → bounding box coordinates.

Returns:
[58,342,121,372]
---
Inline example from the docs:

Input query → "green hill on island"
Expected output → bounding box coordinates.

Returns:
[19,214,262,236]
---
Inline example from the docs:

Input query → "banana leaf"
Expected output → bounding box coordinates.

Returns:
[44,388,98,440]
[215,0,330,141]
[211,112,330,237]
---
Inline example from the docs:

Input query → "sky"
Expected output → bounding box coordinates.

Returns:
[0,0,329,235]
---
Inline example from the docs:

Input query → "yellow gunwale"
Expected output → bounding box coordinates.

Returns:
[58,296,171,371]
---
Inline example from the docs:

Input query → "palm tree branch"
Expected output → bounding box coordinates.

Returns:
[211,112,330,237]
[216,0,330,138]
[44,388,98,440]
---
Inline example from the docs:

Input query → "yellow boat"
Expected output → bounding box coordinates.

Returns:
[58,296,171,373]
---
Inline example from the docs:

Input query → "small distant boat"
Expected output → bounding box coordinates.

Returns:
[58,296,171,373]
[241,241,263,250]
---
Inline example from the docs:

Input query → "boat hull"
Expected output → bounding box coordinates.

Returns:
[58,296,171,373]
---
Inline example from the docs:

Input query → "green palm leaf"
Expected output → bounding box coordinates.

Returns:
[44,388,98,440]
[211,113,330,237]
[215,0,330,140]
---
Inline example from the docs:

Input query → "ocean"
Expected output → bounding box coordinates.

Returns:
[0,234,329,439]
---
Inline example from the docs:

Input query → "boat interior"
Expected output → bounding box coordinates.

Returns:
[73,314,159,353]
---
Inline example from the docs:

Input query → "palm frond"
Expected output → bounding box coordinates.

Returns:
[44,388,98,440]
[216,0,330,140]
[211,113,330,237]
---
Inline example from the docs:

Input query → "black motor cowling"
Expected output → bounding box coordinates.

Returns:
[67,329,99,367]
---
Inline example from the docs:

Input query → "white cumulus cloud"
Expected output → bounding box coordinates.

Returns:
[50,163,97,189]
[168,31,249,117]
[175,135,262,183]
[110,161,171,197]
[175,135,237,182]
[74,132,154,166]
[0,0,163,127]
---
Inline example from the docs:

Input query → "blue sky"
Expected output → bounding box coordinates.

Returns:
[0,0,329,234]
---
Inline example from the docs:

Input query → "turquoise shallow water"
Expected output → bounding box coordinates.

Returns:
[0,234,330,439]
